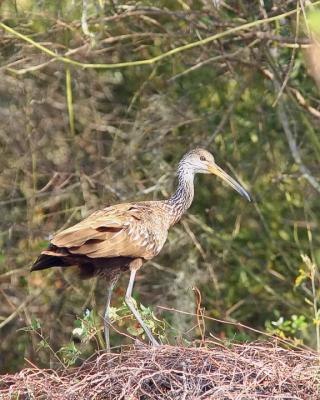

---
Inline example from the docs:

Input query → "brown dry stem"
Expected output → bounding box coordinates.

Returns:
[0,341,319,399]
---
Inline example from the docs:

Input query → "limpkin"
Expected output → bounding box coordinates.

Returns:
[32,148,250,348]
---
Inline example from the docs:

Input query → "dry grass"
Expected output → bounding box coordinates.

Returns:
[1,341,319,399]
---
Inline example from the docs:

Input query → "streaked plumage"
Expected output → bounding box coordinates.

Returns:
[31,148,250,348]
[34,202,174,280]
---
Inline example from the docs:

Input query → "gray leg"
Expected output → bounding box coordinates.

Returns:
[125,267,159,346]
[104,275,119,350]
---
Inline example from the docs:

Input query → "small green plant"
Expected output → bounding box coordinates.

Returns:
[21,303,168,368]
[72,309,103,345]
[57,342,81,367]
[266,313,308,342]
[109,300,167,343]
[21,313,100,368]
[20,317,65,366]
[265,253,320,348]
[295,254,320,351]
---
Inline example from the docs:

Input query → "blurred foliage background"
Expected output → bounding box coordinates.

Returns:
[1,0,320,373]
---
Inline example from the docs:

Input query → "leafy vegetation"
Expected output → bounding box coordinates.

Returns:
[1,0,320,372]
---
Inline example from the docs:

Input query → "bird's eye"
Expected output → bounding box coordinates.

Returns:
[200,155,206,161]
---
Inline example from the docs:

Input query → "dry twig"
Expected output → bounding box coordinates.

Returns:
[0,341,319,399]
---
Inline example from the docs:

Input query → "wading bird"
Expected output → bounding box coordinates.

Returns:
[32,148,250,348]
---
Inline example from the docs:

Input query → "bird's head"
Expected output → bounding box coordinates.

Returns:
[180,148,251,201]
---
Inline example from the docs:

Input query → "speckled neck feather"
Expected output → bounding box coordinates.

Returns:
[166,162,195,225]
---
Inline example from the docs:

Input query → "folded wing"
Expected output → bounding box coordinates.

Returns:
[46,203,155,260]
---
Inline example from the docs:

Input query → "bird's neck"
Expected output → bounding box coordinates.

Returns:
[166,168,194,225]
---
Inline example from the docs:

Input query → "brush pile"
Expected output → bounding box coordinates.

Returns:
[1,341,319,399]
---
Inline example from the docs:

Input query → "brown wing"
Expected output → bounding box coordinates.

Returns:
[47,202,158,260]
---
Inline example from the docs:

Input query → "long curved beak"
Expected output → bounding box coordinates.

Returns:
[208,164,251,202]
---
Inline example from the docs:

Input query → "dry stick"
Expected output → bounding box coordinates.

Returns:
[253,31,311,45]
[206,79,251,145]
[224,54,320,120]
[1,2,320,70]
[102,317,144,347]
[157,305,312,350]
[127,65,158,113]
[168,38,260,82]
[0,163,129,206]
[0,57,30,71]
[300,0,312,37]
[38,172,61,193]
[0,291,42,329]
[276,99,320,194]
[181,220,206,260]
[0,268,27,278]
[81,0,95,39]
[273,1,300,106]
[1,343,317,399]
[0,182,80,206]
[8,43,90,75]
[290,87,320,118]
[262,31,320,193]
[192,287,206,346]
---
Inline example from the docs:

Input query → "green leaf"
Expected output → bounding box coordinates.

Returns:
[127,326,144,336]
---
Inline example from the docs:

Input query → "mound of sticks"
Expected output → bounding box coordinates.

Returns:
[1,341,319,399]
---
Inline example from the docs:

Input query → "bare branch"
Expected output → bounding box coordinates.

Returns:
[277,98,320,193]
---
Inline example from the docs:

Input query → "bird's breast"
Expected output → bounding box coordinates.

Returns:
[124,213,169,259]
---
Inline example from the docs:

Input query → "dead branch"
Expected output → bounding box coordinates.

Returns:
[0,341,318,399]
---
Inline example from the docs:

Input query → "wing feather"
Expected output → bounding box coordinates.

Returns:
[52,209,125,247]
[50,203,157,259]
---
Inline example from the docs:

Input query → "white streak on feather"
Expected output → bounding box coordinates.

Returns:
[141,239,149,247]
[133,233,140,241]
[110,230,123,240]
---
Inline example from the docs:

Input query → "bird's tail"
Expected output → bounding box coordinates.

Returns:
[31,254,67,271]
